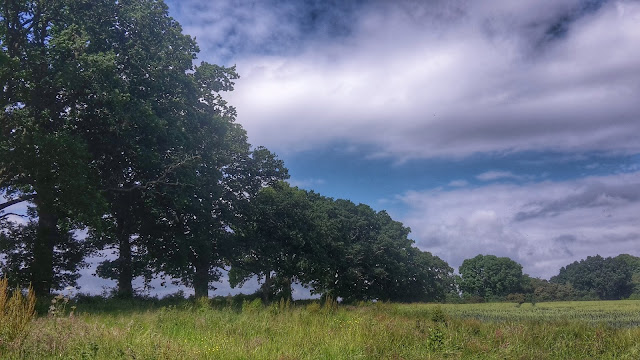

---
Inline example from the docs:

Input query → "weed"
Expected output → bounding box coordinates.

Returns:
[0,277,36,346]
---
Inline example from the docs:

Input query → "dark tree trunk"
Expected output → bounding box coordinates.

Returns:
[261,271,273,304]
[117,220,134,298]
[193,254,210,299]
[32,207,57,297]
[282,276,293,302]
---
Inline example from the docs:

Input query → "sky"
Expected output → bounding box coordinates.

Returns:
[6,0,640,296]
[161,0,640,283]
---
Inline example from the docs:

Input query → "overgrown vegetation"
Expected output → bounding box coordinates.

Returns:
[0,277,36,347]
[2,297,640,359]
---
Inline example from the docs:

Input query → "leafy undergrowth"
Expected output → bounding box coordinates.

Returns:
[2,299,640,359]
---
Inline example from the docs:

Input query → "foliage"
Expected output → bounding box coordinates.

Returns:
[525,276,580,302]
[458,254,524,300]
[506,293,525,305]
[614,254,640,297]
[308,198,454,303]
[0,221,87,291]
[146,145,288,299]
[0,0,289,299]
[550,255,634,300]
[1,0,109,295]
[3,299,640,359]
[230,182,318,302]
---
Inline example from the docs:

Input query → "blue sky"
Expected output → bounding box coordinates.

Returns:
[157,0,640,284]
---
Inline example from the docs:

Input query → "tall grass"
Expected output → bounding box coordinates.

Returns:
[0,278,36,348]
[2,298,640,359]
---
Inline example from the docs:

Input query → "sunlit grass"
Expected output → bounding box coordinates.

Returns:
[2,299,640,359]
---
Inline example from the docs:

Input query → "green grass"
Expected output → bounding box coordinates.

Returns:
[2,299,640,359]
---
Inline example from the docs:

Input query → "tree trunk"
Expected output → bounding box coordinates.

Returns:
[193,254,210,299]
[116,220,134,298]
[32,207,57,297]
[261,271,273,303]
[282,276,293,302]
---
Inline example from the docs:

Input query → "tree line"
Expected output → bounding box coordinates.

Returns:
[1,1,638,304]
[0,0,453,303]
[455,253,640,303]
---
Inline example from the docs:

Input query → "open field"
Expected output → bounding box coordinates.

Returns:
[2,299,640,359]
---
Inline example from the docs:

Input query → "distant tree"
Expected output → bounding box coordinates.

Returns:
[230,182,317,302]
[551,255,633,300]
[231,188,454,303]
[615,254,640,297]
[308,199,453,303]
[391,248,455,303]
[458,255,523,300]
[523,277,579,302]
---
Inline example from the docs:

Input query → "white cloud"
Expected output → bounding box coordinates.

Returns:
[399,170,640,279]
[476,171,526,182]
[194,0,640,160]
[448,180,469,187]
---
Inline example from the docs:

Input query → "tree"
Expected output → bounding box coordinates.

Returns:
[615,254,640,298]
[230,182,319,302]
[147,143,288,299]
[1,0,107,295]
[307,199,453,303]
[231,183,454,303]
[458,254,524,300]
[2,0,275,298]
[389,248,455,303]
[550,255,633,300]
[69,0,221,298]
[525,277,579,302]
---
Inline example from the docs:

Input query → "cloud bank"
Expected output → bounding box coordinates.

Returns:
[186,0,640,160]
[399,170,640,278]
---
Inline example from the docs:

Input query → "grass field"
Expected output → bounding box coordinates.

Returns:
[2,298,640,359]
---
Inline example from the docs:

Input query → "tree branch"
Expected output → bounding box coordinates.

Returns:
[0,212,28,220]
[0,193,36,211]
[107,155,201,193]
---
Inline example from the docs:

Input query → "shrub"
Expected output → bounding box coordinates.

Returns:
[507,293,526,305]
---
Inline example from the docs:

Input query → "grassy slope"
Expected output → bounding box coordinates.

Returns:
[3,300,640,359]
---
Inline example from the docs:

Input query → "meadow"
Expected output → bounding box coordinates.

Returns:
[2,297,640,359]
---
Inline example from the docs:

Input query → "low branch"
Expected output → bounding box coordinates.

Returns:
[0,193,36,211]
[0,212,28,220]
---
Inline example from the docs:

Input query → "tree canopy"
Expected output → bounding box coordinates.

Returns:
[231,183,455,303]
[458,254,524,300]
[0,0,286,298]
[550,255,634,300]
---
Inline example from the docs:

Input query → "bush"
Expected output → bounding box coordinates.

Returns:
[0,277,36,346]
[507,293,526,305]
